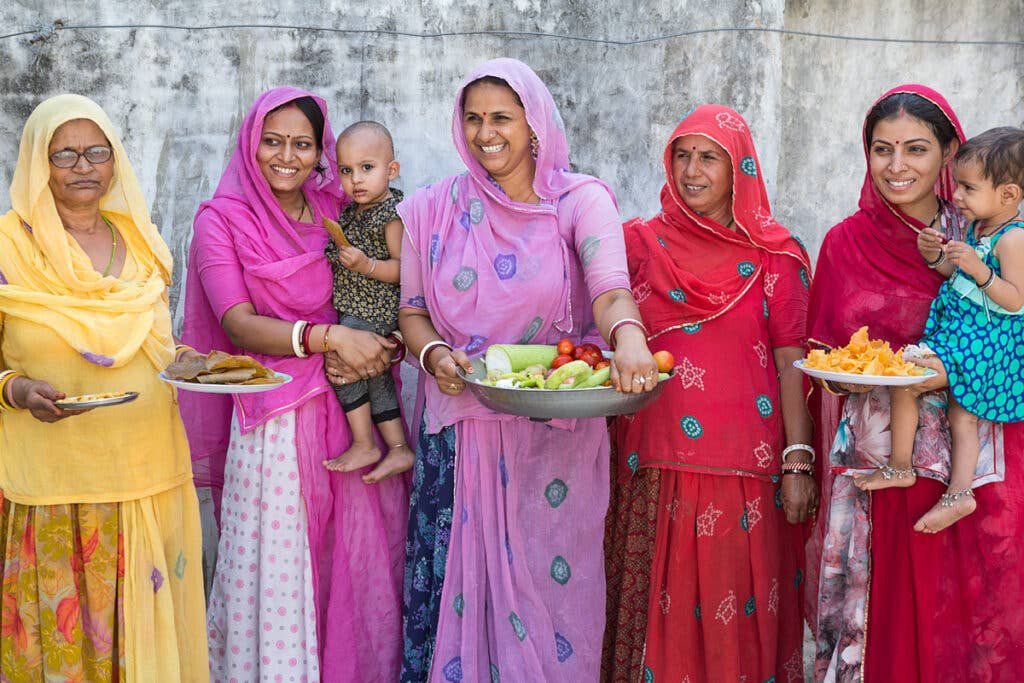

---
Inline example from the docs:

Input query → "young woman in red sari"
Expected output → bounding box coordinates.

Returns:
[807,84,1024,682]
[603,105,817,683]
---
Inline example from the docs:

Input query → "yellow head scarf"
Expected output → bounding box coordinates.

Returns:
[0,94,174,369]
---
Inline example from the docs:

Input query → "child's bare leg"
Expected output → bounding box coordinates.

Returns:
[914,399,978,532]
[323,403,382,472]
[362,417,414,484]
[854,387,918,490]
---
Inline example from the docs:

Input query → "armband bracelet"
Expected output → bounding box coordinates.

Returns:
[782,443,816,464]
[924,252,946,269]
[292,320,310,358]
[418,340,453,376]
[608,318,649,350]
[978,268,996,291]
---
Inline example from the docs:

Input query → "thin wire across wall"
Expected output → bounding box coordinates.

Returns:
[1,22,1022,47]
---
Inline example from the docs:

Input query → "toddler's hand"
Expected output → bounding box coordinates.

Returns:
[338,246,369,273]
[944,240,986,279]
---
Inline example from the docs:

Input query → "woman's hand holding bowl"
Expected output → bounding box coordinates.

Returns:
[610,325,658,394]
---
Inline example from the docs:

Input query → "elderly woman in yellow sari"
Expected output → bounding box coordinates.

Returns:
[0,95,208,681]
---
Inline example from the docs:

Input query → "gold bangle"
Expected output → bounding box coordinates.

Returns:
[0,371,24,411]
[323,325,332,353]
[174,344,195,362]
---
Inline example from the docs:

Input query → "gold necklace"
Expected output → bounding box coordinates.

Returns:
[101,216,117,277]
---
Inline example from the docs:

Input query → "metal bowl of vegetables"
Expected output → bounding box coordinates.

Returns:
[457,344,672,420]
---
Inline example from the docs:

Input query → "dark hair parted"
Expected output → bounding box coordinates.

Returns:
[955,127,1024,188]
[460,76,524,111]
[864,92,959,151]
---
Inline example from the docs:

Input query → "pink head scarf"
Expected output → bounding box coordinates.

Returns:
[399,58,617,432]
[181,87,344,490]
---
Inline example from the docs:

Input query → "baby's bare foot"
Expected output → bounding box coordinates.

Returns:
[323,442,382,472]
[853,465,916,491]
[913,489,977,533]
[362,444,415,484]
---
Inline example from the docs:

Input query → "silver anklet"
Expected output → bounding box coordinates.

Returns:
[939,487,974,508]
[881,465,914,480]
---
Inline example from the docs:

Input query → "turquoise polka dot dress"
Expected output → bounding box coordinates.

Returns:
[922,221,1024,422]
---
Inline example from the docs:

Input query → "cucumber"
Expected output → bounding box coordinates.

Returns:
[576,365,611,389]
[544,360,592,390]
[484,344,559,375]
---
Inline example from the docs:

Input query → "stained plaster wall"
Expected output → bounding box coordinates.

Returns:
[1,1,1022,328]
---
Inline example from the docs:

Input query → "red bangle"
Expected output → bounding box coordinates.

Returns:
[608,318,649,350]
[388,334,407,365]
[781,461,814,473]
[301,322,314,356]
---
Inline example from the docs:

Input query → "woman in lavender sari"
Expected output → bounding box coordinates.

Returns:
[396,58,657,682]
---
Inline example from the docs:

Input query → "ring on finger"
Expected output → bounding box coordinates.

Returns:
[449,383,458,390]
[633,377,645,385]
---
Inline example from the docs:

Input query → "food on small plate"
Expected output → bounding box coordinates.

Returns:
[59,392,129,404]
[803,326,925,376]
[165,350,283,385]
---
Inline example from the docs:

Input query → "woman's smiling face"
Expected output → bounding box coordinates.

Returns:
[255,104,319,198]
[462,81,534,181]
[868,111,950,215]
[671,134,733,223]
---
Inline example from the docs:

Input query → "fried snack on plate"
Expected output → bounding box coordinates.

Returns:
[166,351,282,385]
[59,392,128,403]
[803,326,924,376]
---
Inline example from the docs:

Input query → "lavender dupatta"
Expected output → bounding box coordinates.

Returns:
[399,59,627,682]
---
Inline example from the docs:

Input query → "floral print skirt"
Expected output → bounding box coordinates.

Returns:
[0,485,208,682]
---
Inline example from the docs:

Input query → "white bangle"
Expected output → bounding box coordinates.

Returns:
[292,320,309,358]
[782,443,815,464]
[418,340,453,376]
[366,258,377,276]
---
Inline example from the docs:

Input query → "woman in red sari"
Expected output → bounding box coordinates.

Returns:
[807,84,1024,682]
[603,105,817,683]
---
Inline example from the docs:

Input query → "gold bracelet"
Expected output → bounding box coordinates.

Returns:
[323,325,332,353]
[174,344,195,362]
[0,371,24,411]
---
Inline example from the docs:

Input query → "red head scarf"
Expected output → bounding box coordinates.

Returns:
[627,105,809,339]
[807,84,966,350]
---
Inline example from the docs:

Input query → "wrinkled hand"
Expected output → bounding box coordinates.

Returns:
[610,328,658,394]
[781,473,819,524]
[433,348,473,396]
[917,227,944,262]
[907,355,949,395]
[944,240,987,280]
[14,377,91,423]
[337,246,370,273]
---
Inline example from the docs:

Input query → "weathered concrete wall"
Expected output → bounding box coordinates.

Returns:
[1,1,1022,330]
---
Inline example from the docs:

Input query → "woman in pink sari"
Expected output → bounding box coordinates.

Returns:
[397,58,657,682]
[808,84,1024,682]
[181,87,408,682]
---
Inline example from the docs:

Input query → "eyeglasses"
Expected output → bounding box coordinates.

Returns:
[48,146,113,169]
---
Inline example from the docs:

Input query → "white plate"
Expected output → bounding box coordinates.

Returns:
[793,360,936,386]
[55,391,140,409]
[158,372,292,394]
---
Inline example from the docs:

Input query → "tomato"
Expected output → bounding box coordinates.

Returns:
[580,349,602,367]
[556,338,575,356]
[551,354,573,370]
[579,343,604,360]
[572,346,587,360]
[653,350,675,373]
[594,360,610,371]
